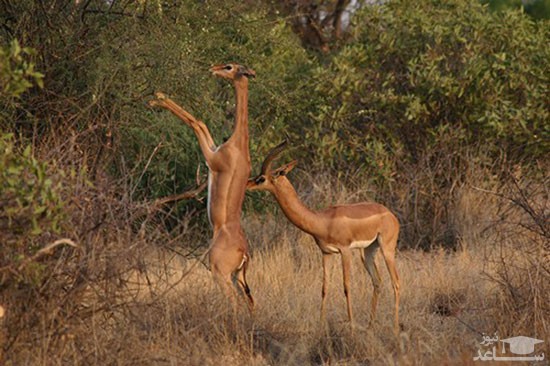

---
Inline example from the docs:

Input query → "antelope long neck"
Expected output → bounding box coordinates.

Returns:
[272,178,326,237]
[229,77,250,153]
[207,77,250,231]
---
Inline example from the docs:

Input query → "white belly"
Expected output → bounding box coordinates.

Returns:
[349,237,377,249]
[324,244,340,254]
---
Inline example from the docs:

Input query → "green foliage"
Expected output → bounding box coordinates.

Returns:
[0,133,65,242]
[308,0,548,179]
[0,0,547,249]
[0,38,66,285]
[300,0,549,248]
[0,138,66,291]
[0,38,60,242]
[0,38,44,131]
[80,0,313,200]
[0,39,44,99]
[483,0,550,19]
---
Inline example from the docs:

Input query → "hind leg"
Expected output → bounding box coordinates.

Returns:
[361,242,382,325]
[235,259,254,313]
[379,236,400,333]
[212,268,239,319]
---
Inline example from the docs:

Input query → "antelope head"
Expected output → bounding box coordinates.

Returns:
[210,63,256,81]
[248,140,297,192]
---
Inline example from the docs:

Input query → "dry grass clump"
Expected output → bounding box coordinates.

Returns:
[1,217,546,365]
[1,163,548,365]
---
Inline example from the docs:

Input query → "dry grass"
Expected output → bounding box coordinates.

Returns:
[3,220,547,365]
[1,172,548,365]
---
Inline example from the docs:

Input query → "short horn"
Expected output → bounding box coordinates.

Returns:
[260,140,288,175]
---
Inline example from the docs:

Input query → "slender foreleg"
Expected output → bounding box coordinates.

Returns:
[320,253,330,322]
[340,248,354,329]
[149,93,216,162]
[362,243,382,326]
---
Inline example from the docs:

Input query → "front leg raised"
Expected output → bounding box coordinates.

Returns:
[149,92,216,162]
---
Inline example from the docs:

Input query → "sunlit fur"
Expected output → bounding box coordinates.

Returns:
[149,63,256,314]
[248,144,401,332]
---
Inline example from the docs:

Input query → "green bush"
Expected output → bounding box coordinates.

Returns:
[80,0,313,201]
[301,0,548,248]
[0,133,65,241]
[308,0,548,174]
[0,39,44,131]
[483,0,550,19]
[0,0,313,211]
[0,132,67,291]
[0,39,60,244]
[0,39,66,286]
[0,39,43,99]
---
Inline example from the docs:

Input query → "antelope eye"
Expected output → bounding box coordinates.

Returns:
[255,176,266,184]
[224,65,233,70]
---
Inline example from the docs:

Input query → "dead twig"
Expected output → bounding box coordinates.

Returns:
[0,239,80,274]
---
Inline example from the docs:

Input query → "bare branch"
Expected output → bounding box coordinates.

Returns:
[0,239,80,276]
[154,180,208,207]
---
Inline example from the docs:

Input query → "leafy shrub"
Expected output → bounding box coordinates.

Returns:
[0,132,66,287]
[0,39,65,288]
[309,0,548,171]
[0,38,44,132]
[0,134,64,240]
[0,39,43,99]
[300,0,549,248]
[483,0,550,19]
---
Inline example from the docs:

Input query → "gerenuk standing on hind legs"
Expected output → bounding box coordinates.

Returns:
[149,64,256,315]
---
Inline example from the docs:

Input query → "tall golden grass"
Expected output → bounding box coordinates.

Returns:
[2,180,549,365]
[1,174,547,365]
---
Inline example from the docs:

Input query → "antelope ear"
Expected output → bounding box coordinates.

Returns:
[275,160,297,176]
[284,160,298,173]
[238,65,256,78]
